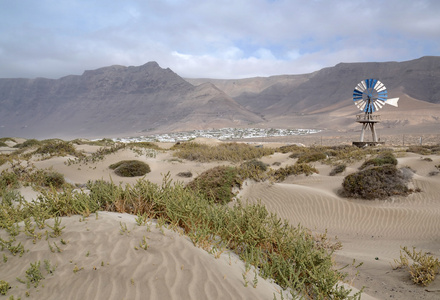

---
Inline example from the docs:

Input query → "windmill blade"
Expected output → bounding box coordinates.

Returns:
[386,97,399,107]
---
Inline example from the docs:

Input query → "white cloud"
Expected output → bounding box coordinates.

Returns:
[0,0,439,79]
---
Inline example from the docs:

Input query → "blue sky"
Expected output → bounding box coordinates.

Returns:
[1,0,439,79]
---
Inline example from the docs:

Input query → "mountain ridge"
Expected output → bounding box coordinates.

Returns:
[1,56,440,139]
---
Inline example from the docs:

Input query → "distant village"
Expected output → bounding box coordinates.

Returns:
[113,127,321,143]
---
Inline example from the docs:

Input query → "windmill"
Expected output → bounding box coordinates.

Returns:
[352,79,399,146]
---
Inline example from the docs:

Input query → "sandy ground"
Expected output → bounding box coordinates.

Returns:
[1,137,439,299]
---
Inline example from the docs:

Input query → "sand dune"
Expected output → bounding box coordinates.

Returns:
[238,155,440,299]
[1,212,290,300]
[1,139,439,299]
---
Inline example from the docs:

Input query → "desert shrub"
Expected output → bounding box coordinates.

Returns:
[284,145,373,165]
[13,139,41,149]
[341,165,409,200]
[38,170,66,188]
[422,157,433,162]
[241,159,267,171]
[329,164,346,176]
[186,166,241,204]
[177,171,193,178]
[393,246,440,286]
[0,154,8,166]
[34,140,78,157]
[272,161,281,166]
[269,163,318,182]
[71,138,115,146]
[359,152,397,170]
[172,142,274,162]
[237,159,268,182]
[297,152,327,163]
[0,280,10,295]
[0,141,7,147]
[278,144,306,154]
[109,160,151,177]
[407,146,431,155]
[127,141,161,150]
[0,137,15,143]
[67,143,126,165]
[0,171,19,190]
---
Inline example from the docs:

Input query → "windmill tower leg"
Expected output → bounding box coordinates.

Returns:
[360,123,367,142]
[371,123,378,142]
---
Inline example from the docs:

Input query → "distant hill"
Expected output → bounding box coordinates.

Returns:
[1,57,439,139]
[0,62,263,139]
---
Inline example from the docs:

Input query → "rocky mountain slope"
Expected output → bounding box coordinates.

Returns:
[1,56,439,139]
[0,62,263,139]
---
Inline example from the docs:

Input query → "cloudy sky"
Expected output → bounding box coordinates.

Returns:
[1,0,439,79]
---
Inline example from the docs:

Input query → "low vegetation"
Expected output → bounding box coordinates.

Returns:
[359,151,397,170]
[176,171,192,178]
[66,143,126,165]
[341,164,409,200]
[1,161,67,190]
[172,142,274,162]
[109,160,151,177]
[0,280,10,295]
[33,140,80,158]
[393,246,440,286]
[340,152,415,200]
[269,163,319,182]
[13,139,41,149]
[329,164,346,176]
[186,166,241,204]
[406,145,440,155]
[280,145,378,165]
[296,152,327,163]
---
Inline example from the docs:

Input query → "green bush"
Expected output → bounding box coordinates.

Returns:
[0,171,19,190]
[241,159,268,171]
[329,164,346,176]
[342,165,409,200]
[0,154,7,166]
[393,246,440,286]
[127,141,161,150]
[177,171,193,178]
[269,163,318,182]
[40,171,66,188]
[109,160,151,177]
[407,146,431,155]
[186,166,241,204]
[359,152,397,170]
[0,280,10,295]
[278,144,306,154]
[13,139,41,149]
[237,159,268,182]
[172,142,274,162]
[34,140,78,157]
[296,152,327,163]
